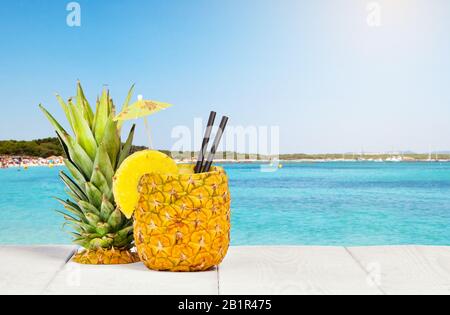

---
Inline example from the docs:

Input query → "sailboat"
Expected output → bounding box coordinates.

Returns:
[428,147,439,162]
[386,149,402,162]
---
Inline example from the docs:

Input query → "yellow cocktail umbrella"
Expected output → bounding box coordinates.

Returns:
[114,95,173,148]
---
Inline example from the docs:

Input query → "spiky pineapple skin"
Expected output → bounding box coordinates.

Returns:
[73,248,140,265]
[135,166,231,272]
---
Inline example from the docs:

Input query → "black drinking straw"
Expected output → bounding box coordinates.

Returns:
[202,116,229,173]
[194,111,217,173]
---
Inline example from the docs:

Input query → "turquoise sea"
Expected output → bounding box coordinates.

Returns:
[0,163,449,246]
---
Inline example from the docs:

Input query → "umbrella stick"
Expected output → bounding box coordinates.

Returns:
[143,116,153,149]
[194,111,217,174]
[202,116,229,173]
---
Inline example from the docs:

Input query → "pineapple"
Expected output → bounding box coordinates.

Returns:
[134,165,231,272]
[39,82,140,264]
[113,150,179,219]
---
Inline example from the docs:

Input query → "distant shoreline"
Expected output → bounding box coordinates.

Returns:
[2,160,449,170]
[213,159,450,164]
[2,155,449,170]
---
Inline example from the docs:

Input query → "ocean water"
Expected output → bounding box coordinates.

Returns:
[0,163,449,246]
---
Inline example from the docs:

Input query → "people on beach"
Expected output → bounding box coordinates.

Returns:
[0,156,63,169]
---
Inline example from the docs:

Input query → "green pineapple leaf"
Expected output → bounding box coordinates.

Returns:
[117,124,136,168]
[78,200,101,216]
[64,159,87,187]
[39,104,70,138]
[85,182,103,209]
[58,130,94,178]
[59,171,88,201]
[93,143,114,188]
[91,169,111,199]
[77,81,94,128]
[100,116,121,169]
[55,198,85,220]
[100,197,115,221]
[93,89,110,144]
[117,84,135,130]
[55,94,74,133]
[68,98,97,160]
[107,209,124,231]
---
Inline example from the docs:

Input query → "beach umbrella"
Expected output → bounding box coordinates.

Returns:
[114,95,173,148]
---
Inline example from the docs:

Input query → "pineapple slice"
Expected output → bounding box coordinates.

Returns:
[113,150,179,219]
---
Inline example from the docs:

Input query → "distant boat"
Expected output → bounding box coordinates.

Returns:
[427,148,439,162]
[386,156,403,162]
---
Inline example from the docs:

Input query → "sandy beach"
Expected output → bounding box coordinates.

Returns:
[0,156,64,169]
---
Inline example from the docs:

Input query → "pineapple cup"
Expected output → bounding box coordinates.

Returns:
[134,165,231,272]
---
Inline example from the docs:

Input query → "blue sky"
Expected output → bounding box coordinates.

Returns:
[0,0,449,154]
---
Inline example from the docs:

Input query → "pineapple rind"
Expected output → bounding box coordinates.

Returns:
[73,248,140,265]
[135,166,231,272]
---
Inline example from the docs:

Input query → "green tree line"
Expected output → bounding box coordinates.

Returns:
[0,138,171,159]
[0,138,63,158]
